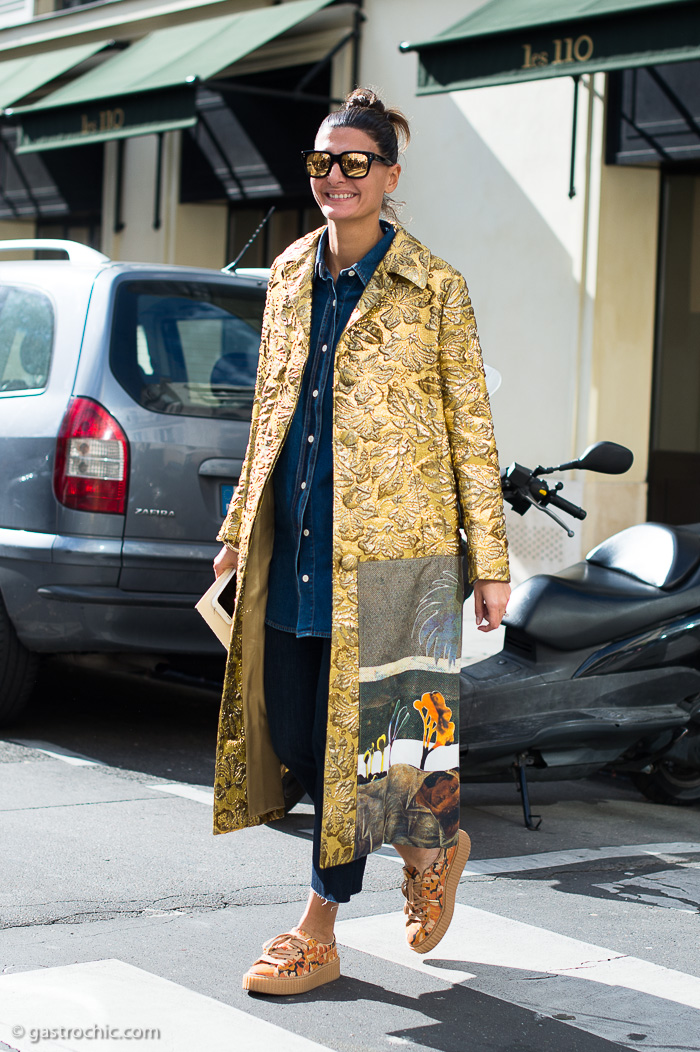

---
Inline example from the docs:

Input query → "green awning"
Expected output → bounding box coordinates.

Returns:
[400,0,700,93]
[0,41,106,113]
[11,0,333,152]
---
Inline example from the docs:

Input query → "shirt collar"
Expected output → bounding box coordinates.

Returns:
[314,220,396,286]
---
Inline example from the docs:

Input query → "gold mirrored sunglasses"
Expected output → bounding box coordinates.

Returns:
[301,150,393,179]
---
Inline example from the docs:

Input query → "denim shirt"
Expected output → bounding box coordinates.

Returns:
[265,221,396,637]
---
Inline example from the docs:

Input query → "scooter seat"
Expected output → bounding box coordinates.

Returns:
[504,541,700,652]
[586,523,700,589]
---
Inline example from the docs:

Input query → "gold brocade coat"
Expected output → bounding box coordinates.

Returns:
[214,224,509,868]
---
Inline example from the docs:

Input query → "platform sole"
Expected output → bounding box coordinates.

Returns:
[411,829,472,955]
[243,955,340,995]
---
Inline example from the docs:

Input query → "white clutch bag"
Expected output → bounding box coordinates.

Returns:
[195,567,237,649]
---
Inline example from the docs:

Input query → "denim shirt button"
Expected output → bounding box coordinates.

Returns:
[265,220,395,637]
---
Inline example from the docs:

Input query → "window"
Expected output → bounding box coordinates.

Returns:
[110,280,265,420]
[0,0,32,30]
[0,286,54,393]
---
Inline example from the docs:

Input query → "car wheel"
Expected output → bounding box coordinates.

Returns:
[0,594,38,725]
[631,762,700,805]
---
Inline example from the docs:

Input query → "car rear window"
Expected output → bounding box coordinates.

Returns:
[110,280,265,419]
[0,285,54,394]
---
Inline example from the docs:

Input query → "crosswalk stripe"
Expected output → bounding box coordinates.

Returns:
[459,841,700,876]
[356,840,700,873]
[8,739,101,767]
[15,736,698,891]
[336,905,700,1050]
[0,959,333,1052]
[145,782,214,805]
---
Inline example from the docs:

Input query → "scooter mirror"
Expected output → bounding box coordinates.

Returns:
[484,363,502,396]
[576,441,634,474]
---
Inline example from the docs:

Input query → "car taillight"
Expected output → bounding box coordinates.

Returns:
[53,397,129,515]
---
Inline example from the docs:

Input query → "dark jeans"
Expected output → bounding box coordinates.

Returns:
[263,624,367,904]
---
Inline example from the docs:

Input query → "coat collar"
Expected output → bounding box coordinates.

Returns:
[279,224,431,341]
[382,225,431,291]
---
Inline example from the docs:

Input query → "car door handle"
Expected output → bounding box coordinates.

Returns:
[198,458,243,478]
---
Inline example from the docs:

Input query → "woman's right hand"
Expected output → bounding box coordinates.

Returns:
[213,544,238,579]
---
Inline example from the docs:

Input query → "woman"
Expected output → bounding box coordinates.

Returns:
[213,89,510,995]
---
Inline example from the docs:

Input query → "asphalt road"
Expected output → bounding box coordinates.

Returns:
[1,661,699,1052]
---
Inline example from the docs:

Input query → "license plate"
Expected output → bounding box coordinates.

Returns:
[220,484,235,518]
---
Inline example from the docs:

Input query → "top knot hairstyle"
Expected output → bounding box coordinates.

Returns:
[318,88,411,222]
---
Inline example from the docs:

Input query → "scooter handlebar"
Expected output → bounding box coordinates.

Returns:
[547,491,587,520]
[503,462,587,523]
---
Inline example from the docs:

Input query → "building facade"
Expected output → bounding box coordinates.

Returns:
[1,0,698,581]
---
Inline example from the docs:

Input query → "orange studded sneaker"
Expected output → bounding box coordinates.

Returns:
[242,928,340,995]
[401,829,471,954]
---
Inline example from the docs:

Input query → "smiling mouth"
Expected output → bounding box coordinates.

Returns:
[326,192,356,200]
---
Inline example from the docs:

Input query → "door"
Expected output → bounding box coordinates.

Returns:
[648,173,700,525]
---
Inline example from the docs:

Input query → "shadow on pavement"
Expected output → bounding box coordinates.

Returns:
[250,973,630,1051]
[4,657,222,785]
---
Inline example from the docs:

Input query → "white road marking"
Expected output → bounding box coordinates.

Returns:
[145,783,214,805]
[460,841,700,876]
[9,738,700,888]
[8,739,102,767]
[7,742,217,807]
[366,840,700,872]
[0,959,334,1052]
[336,905,700,1050]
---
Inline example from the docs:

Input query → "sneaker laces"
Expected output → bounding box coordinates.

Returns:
[402,858,445,923]
[402,874,430,924]
[260,932,310,964]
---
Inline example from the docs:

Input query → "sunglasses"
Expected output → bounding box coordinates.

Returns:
[301,150,393,179]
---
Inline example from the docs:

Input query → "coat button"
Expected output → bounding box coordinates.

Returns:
[340,554,358,571]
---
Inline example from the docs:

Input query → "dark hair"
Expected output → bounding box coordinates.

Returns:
[318,87,410,221]
[423,771,456,790]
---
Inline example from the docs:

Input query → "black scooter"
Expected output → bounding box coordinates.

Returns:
[460,441,700,828]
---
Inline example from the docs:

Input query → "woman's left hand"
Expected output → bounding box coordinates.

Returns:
[473,579,511,632]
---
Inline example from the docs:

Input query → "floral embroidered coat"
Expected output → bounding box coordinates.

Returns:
[214,224,509,868]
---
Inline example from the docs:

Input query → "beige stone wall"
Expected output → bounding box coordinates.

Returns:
[172,203,228,269]
[101,133,226,268]
[0,219,36,259]
[0,220,34,238]
[581,162,660,552]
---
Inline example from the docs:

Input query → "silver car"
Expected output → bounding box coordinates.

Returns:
[0,239,266,723]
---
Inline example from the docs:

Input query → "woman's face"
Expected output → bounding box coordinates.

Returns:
[310,126,401,225]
